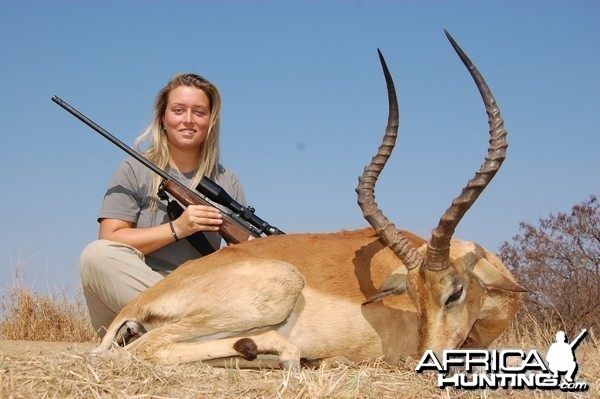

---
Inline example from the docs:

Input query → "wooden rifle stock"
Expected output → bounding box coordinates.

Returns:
[51,95,258,245]
[161,179,255,244]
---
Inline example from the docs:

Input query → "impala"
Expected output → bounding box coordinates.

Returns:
[93,31,526,368]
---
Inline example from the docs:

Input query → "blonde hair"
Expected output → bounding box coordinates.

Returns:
[134,73,222,212]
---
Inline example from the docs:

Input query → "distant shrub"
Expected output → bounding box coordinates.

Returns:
[500,195,599,334]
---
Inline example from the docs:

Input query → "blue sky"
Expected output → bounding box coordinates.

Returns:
[1,0,598,295]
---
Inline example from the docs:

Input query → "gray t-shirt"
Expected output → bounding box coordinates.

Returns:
[98,157,247,272]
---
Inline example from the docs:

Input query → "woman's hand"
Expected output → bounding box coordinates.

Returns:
[172,204,223,239]
[98,205,222,255]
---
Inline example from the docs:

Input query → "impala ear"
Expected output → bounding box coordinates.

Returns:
[362,267,408,305]
[469,258,528,292]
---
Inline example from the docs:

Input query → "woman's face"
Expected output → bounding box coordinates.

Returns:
[162,85,212,152]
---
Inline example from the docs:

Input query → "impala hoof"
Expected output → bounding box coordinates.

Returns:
[280,360,300,370]
[114,320,146,347]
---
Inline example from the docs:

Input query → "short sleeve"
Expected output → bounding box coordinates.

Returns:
[97,159,149,225]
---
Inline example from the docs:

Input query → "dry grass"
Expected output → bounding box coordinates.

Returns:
[1,269,599,398]
[0,266,96,342]
[0,351,430,398]
[1,341,598,398]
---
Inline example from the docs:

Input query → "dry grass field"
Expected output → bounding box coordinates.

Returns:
[1,273,598,398]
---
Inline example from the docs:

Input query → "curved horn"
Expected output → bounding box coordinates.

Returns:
[356,50,424,270]
[426,30,508,271]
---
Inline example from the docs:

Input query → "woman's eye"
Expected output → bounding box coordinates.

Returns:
[445,288,463,306]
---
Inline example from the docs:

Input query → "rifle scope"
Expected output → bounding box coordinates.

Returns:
[197,177,284,236]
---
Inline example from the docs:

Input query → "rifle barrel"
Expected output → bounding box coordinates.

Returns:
[52,96,171,181]
[570,329,587,349]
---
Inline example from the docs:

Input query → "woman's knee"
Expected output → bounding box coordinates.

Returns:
[79,240,143,282]
[80,240,110,276]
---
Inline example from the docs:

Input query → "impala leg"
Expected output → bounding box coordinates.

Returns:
[133,330,300,369]
[303,356,355,369]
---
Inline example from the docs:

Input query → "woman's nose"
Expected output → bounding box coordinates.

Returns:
[183,110,194,123]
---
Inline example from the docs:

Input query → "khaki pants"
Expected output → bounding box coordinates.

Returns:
[79,240,167,337]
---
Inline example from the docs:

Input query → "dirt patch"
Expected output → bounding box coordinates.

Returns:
[0,340,95,357]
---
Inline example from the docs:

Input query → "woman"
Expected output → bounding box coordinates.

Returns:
[80,73,247,337]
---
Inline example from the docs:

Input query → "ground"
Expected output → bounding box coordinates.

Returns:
[1,340,598,398]
[0,340,95,357]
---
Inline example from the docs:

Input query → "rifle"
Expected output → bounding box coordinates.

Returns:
[52,96,284,245]
[569,329,587,350]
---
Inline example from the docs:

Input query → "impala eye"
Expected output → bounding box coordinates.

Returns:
[445,288,463,306]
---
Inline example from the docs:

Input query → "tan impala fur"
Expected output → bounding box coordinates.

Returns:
[93,32,527,368]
